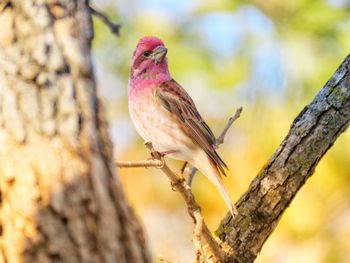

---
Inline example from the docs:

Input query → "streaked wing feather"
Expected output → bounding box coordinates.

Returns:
[156,79,228,175]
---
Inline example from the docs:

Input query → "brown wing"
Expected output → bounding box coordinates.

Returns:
[155,79,228,175]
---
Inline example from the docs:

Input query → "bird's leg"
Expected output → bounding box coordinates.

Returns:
[144,142,185,191]
[149,149,178,161]
[170,162,188,191]
[144,141,179,168]
[158,149,179,156]
[144,142,164,168]
[144,141,178,159]
[178,162,188,176]
[187,167,198,187]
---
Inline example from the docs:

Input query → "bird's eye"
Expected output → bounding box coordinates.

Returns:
[143,51,151,57]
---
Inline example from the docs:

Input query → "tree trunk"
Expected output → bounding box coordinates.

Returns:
[216,54,350,262]
[0,1,150,262]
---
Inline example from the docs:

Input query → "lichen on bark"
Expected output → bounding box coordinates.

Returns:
[216,54,350,263]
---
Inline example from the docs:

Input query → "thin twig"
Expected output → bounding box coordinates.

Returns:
[187,107,243,185]
[89,6,121,36]
[116,159,164,168]
[215,107,243,147]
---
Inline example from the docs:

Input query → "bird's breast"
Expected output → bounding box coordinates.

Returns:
[128,85,195,158]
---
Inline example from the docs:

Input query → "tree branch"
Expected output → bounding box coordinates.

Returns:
[89,5,121,36]
[216,54,350,262]
[215,107,243,147]
[116,159,164,168]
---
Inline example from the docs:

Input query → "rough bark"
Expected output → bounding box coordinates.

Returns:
[0,1,150,263]
[216,54,350,262]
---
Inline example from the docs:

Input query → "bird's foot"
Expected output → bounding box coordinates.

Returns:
[172,162,188,191]
[148,150,176,162]
[145,152,164,168]
[150,150,163,160]
[153,149,179,158]
[144,141,178,159]
[143,142,164,168]
[144,142,179,169]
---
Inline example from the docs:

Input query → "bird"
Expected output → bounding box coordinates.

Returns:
[128,36,237,216]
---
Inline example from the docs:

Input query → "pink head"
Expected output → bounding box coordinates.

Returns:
[130,36,170,81]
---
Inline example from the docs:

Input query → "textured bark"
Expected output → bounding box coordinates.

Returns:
[216,54,350,262]
[0,1,150,263]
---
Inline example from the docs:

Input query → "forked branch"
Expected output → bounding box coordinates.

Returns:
[89,5,121,36]
[216,54,350,263]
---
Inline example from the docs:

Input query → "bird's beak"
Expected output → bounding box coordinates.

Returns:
[151,46,168,63]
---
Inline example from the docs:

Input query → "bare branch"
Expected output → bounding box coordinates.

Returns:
[89,6,121,36]
[217,54,350,263]
[215,107,243,147]
[116,159,164,168]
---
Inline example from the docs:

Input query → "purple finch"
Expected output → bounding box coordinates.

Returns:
[128,36,237,216]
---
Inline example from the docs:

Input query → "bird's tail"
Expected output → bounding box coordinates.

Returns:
[194,152,237,217]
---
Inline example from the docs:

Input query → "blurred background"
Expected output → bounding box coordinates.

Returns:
[91,0,350,262]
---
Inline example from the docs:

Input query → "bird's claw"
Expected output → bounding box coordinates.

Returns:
[151,150,163,160]
[145,152,165,169]
[144,142,178,169]
[143,142,165,168]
